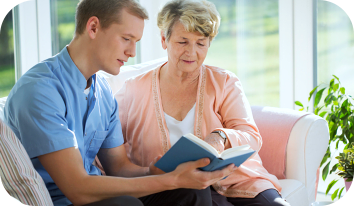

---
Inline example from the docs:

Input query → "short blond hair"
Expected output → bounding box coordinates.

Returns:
[157,0,220,42]
[75,0,149,35]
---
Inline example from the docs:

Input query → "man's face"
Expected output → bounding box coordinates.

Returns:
[94,9,144,75]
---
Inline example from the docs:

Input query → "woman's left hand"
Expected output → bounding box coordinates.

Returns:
[204,133,225,154]
[148,155,165,175]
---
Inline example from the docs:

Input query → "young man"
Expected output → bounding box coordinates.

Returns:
[4,0,236,206]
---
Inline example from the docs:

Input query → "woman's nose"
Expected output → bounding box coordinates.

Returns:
[185,44,196,56]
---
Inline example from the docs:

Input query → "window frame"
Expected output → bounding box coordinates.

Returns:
[13,0,52,79]
[279,0,317,109]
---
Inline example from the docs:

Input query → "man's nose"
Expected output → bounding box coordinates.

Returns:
[125,42,136,58]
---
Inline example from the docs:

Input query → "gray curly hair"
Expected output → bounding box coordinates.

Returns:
[157,0,220,42]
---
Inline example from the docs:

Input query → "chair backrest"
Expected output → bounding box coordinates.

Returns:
[251,106,308,179]
[0,97,53,206]
[100,57,167,95]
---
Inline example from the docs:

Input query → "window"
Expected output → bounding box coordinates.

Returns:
[0,10,15,98]
[50,0,137,65]
[317,0,354,95]
[50,0,77,55]
[205,0,279,107]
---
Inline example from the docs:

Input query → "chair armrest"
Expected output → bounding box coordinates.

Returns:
[286,114,329,204]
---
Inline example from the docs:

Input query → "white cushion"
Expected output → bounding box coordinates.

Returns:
[0,97,6,121]
[280,179,310,206]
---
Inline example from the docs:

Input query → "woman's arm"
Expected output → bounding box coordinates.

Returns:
[221,74,262,151]
[206,73,262,152]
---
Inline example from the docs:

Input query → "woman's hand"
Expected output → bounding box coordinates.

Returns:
[148,155,165,175]
[204,133,225,153]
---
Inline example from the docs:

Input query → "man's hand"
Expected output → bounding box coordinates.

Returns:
[204,133,225,153]
[169,158,237,190]
[148,155,165,175]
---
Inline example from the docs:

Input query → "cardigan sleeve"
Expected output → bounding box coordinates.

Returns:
[215,73,262,152]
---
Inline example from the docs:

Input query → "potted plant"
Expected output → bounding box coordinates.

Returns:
[295,75,354,200]
[325,143,353,200]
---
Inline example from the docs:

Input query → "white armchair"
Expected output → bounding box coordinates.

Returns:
[252,106,329,206]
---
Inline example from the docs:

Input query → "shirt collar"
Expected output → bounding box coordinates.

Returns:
[57,46,91,91]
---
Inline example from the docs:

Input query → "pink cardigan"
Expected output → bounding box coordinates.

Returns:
[115,63,282,198]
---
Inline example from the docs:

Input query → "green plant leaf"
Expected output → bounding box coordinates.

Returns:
[321,153,330,166]
[330,163,338,174]
[348,170,353,176]
[333,84,339,92]
[326,179,338,195]
[319,111,327,118]
[333,75,340,82]
[338,187,345,199]
[331,188,339,201]
[308,86,319,101]
[336,139,340,149]
[340,87,345,94]
[325,93,334,105]
[315,88,326,108]
[314,105,324,115]
[323,162,331,181]
[295,101,304,107]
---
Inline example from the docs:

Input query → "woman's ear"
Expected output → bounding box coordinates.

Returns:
[86,16,100,39]
[161,31,167,50]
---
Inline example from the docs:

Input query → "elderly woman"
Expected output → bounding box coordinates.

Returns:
[116,0,288,205]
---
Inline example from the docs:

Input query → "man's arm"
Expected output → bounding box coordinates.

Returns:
[38,145,236,206]
[97,145,150,177]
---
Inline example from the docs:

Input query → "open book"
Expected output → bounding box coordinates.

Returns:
[155,133,255,173]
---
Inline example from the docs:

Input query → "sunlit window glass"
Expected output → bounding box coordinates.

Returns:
[50,0,137,65]
[0,10,15,98]
[317,0,354,95]
[205,0,279,107]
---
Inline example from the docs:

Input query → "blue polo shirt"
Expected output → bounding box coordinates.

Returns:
[4,47,124,206]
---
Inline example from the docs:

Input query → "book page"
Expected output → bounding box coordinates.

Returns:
[183,133,220,157]
[220,145,252,159]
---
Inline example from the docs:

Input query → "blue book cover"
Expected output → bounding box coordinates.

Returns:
[155,134,255,173]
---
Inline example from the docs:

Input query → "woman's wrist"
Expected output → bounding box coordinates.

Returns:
[211,130,227,144]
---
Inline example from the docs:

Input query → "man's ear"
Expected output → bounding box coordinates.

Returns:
[161,31,167,50]
[86,16,100,39]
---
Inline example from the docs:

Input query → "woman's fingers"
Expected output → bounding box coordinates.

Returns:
[208,164,236,181]
[149,155,165,175]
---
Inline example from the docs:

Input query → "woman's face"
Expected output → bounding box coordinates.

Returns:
[162,22,210,73]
